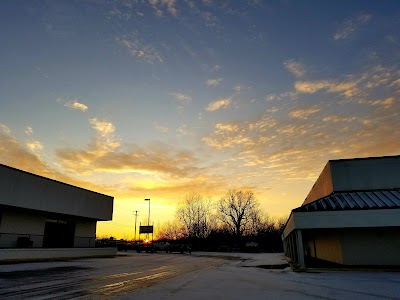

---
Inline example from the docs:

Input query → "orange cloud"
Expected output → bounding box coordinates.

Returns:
[295,80,358,97]
[289,106,320,119]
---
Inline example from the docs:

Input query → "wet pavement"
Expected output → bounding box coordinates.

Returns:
[1,252,399,299]
[0,252,227,299]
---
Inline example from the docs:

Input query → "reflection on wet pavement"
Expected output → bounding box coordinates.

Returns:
[0,253,226,299]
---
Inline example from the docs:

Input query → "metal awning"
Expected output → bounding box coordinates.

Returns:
[294,189,400,212]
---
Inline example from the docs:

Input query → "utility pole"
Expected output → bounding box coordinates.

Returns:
[144,198,151,241]
[145,198,150,225]
[134,211,139,242]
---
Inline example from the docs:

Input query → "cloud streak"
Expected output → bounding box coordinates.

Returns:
[205,98,232,111]
[206,78,223,87]
[65,100,88,112]
[149,0,178,16]
[25,126,33,135]
[294,80,358,97]
[334,13,372,40]
[116,33,163,64]
[284,59,306,78]
[57,98,89,112]
[169,92,192,104]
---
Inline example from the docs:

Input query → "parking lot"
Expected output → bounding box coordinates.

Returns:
[0,252,399,299]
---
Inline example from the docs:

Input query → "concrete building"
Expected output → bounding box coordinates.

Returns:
[282,155,400,269]
[0,164,116,261]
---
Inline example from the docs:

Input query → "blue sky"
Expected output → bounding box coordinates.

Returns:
[1,0,400,238]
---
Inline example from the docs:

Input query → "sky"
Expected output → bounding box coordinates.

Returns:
[1,0,399,239]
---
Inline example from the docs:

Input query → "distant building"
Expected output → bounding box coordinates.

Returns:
[0,164,115,262]
[282,155,400,269]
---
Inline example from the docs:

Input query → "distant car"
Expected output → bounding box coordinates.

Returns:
[166,243,192,254]
[137,241,155,253]
[153,241,170,251]
[116,240,135,251]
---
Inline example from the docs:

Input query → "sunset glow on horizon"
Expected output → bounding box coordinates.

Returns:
[1,1,399,239]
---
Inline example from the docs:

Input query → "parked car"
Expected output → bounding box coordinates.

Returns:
[153,241,170,251]
[137,241,155,253]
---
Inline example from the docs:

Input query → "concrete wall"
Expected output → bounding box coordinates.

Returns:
[302,156,400,206]
[74,220,97,247]
[0,164,113,221]
[0,210,45,248]
[304,228,400,266]
[330,157,400,192]
[305,230,343,264]
[0,247,117,263]
[340,228,400,265]
[303,162,333,205]
[0,208,97,248]
[302,156,400,207]
[314,236,342,264]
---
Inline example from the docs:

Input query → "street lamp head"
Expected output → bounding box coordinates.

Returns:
[145,198,150,201]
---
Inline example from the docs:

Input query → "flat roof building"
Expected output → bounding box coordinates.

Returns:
[282,155,400,269]
[0,164,115,261]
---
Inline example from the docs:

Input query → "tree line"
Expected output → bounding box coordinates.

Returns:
[156,190,287,253]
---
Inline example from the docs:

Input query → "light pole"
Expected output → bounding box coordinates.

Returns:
[145,198,150,226]
[134,210,139,242]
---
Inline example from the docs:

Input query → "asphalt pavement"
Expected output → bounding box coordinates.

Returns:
[0,252,399,299]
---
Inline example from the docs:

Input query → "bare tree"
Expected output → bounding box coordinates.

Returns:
[246,210,268,236]
[218,190,260,237]
[176,193,213,239]
[156,220,187,241]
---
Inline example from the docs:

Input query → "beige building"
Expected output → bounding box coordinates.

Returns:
[282,155,400,269]
[0,164,115,261]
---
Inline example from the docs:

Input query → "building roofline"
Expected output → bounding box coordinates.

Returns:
[328,154,400,163]
[0,163,113,199]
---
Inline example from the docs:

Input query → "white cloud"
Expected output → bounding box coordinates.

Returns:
[148,0,178,16]
[233,84,251,93]
[169,92,192,104]
[89,118,116,138]
[25,126,33,135]
[0,123,10,134]
[390,79,400,88]
[334,13,372,40]
[89,118,121,151]
[206,78,223,87]
[26,141,43,152]
[202,11,217,27]
[176,124,190,136]
[212,64,221,72]
[205,98,232,111]
[154,123,169,133]
[64,100,88,112]
[116,34,163,64]
[266,91,297,102]
[284,59,306,78]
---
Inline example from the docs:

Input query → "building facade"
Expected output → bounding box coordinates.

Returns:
[0,164,114,260]
[282,155,400,269]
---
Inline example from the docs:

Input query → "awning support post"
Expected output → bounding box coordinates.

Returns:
[296,229,306,271]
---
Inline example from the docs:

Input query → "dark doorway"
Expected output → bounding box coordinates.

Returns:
[43,220,75,248]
